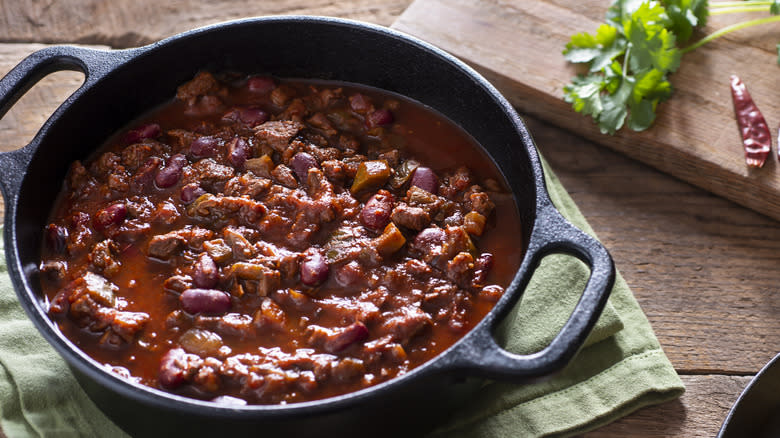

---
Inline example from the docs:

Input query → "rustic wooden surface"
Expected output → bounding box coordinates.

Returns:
[393,0,780,225]
[0,0,778,436]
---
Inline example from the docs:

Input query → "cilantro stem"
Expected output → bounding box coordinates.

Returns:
[710,5,770,14]
[622,45,631,79]
[710,0,774,7]
[681,14,780,53]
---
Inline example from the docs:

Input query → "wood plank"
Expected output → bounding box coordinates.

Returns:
[580,375,751,437]
[392,0,780,222]
[0,0,412,48]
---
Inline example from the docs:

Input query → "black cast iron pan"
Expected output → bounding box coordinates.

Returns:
[718,353,780,437]
[0,16,615,437]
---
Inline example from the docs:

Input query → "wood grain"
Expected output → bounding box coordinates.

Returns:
[0,0,776,436]
[0,0,411,48]
[392,0,780,223]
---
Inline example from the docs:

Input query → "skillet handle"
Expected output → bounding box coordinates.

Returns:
[449,201,615,380]
[0,45,124,199]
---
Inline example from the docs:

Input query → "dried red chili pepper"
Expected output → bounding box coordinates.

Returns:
[730,75,771,168]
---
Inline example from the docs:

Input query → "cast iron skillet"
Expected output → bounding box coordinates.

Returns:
[0,16,615,437]
[718,353,780,437]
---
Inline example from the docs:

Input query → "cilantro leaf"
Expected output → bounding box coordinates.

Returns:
[628,98,656,131]
[563,75,605,118]
[564,24,622,64]
[664,0,709,43]
[599,79,633,134]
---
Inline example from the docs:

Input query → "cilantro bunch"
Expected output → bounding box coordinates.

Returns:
[563,0,780,135]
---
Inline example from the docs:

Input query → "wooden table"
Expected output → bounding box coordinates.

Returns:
[0,1,774,436]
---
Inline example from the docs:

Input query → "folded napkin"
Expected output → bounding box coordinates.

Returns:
[0,156,683,438]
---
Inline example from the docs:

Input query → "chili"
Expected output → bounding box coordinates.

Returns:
[39,72,524,405]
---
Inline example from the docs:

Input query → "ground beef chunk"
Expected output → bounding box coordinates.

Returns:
[190,158,235,185]
[378,306,432,345]
[187,194,266,227]
[390,203,431,230]
[112,311,151,342]
[254,120,303,152]
[148,227,214,258]
[158,348,204,389]
[89,239,121,277]
[176,71,224,105]
[469,191,495,217]
[121,142,160,170]
[307,112,338,137]
[90,152,122,179]
[39,260,67,282]
[148,233,185,259]
[67,161,92,192]
[224,174,271,198]
[271,164,297,188]
[447,251,475,286]
[253,299,288,332]
[195,313,255,339]
[164,275,193,293]
[167,129,198,152]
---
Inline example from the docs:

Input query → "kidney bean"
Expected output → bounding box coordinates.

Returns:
[45,224,69,254]
[366,108,394,128]
[410,167,439,194]
[190,136,219,158]
[94,203,127,230]
[180,288,231,315]
[300,253,329,287]
[227,137,250,169]
[180,183,205,204]
[222,107,269,127]
[238,107,269,126]
[158,348,189,389]
[360,190,394,230]
[123,123,161,144]
[247,76,276,93]
[155,154,187,188]
[193,254,219,289]
[323,322,369,353]
[290,152,318,182]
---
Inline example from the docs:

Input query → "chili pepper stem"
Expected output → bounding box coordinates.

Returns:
[710,0,774,7]
[710,5,770,15]
[682,15,780,54]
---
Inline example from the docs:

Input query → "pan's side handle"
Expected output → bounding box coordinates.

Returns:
[0,45,129,201]
[444,200,615,380]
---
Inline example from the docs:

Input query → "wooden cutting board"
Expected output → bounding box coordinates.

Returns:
[392,0,780,221]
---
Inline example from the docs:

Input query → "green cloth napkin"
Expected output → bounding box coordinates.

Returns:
[0,157,683,437]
